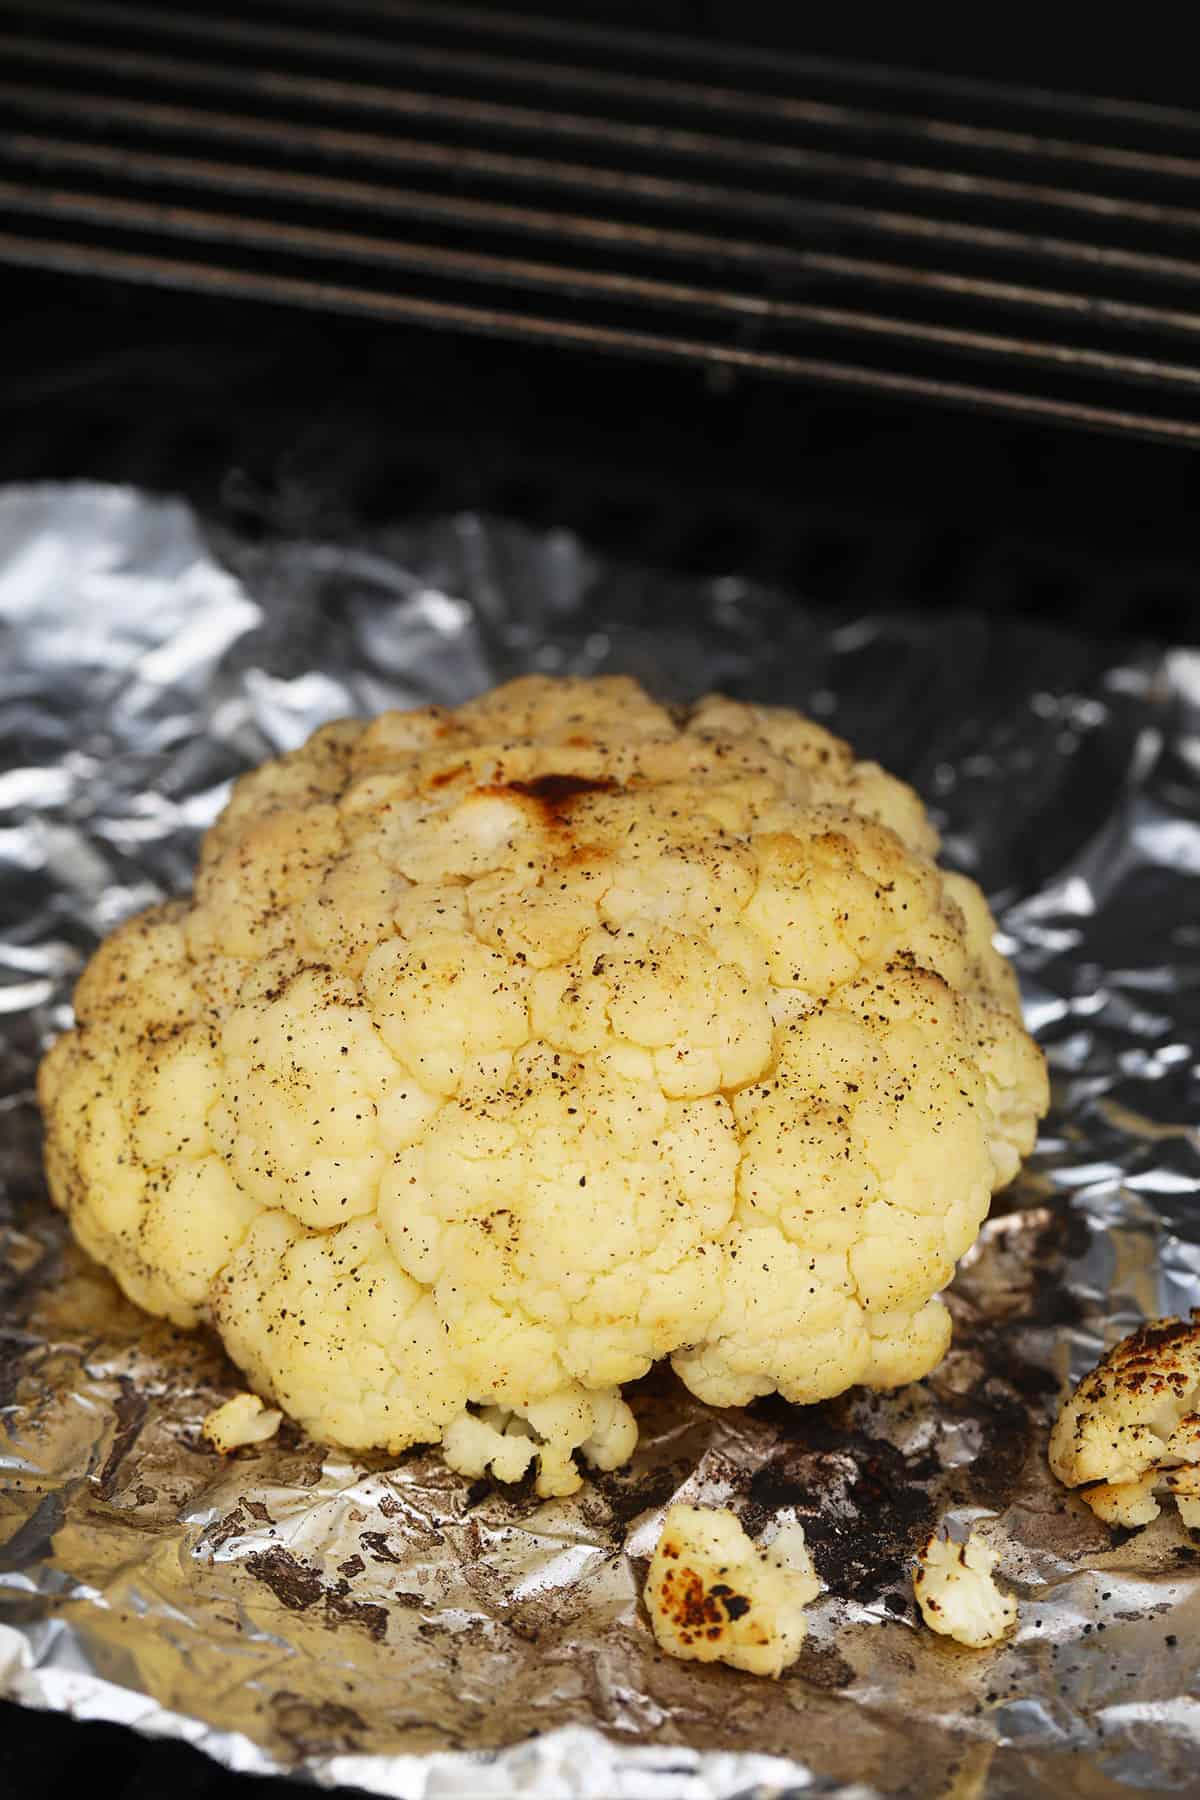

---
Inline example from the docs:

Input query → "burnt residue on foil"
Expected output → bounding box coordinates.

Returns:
[3,486,1200,1798]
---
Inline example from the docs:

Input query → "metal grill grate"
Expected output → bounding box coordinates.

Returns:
[3,1,1200,443]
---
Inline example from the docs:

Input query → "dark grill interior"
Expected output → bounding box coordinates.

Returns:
[3,295,1199,649]
[4,7,1200,1799]
[6,0,1200,441]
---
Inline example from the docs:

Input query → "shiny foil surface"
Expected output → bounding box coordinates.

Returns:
[2,484,1199,1798]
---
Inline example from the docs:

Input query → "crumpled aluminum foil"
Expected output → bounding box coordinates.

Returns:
[2,483,1199,1798]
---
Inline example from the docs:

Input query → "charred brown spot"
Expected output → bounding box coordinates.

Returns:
[663,1568,726,1633]
[658,1565,751,1634]
[1120,1319,1198,1359]
[429,762,468,789]
[502,772,618,823]
[719,1591,751,1620]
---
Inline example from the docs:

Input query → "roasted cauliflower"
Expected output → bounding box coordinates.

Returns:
[644,1503,820,1676]
[1049,1313,1200,1529]
[202,1391,282,1454]
[39,675,1048,1495]
[912,1527,1018,1649]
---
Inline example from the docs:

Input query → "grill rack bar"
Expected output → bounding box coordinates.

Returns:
[12,117,1200,293]
[17,3,1200,184]
[10,30,1200,235]
[6,175,1200,396]
[12,130,1200,340]
[3,0,1200,443]
[29,0,1200,138]
[9,226,1200,448]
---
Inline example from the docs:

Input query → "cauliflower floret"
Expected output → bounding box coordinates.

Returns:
[39,675,1048,1494]
[644,1503,820,1676]
[1049,1313,1200,1530]
[913,1527,1018,1649]
[442,1388,638,1498]
[202,1392,283,1453]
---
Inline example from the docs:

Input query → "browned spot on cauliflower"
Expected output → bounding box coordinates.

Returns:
[38,676,1048,1496]
[1049,1312,1200,1529]
[501,771,619,822]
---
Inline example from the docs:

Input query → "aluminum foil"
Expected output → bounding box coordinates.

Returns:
[2,483,1199,1798]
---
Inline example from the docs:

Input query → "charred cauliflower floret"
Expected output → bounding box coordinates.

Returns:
[645,1503,820,1676]
[913,1528,1018,1649]
[39,675,1048,1495]
[1049,1313,1200,1530]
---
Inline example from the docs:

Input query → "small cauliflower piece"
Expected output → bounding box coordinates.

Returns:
[202,1392,282,1454]
[1048,1313,1200,1530]
[39,676,1048,1494]
[1081,1475,1162,1530]
[1164,1465,1200,1530]
[913,1528,1018,1649]
[442,1388,638,1499]
[644,1503,820,1677]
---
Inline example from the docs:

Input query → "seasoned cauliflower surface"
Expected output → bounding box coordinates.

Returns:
[644,1503,820,1676]
[912,1528,1018,1649]
[1049,1314,1200,1529]
[39,676,1048,1494]
[202,1391,282,1453]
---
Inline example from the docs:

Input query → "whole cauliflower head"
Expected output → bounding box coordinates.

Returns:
[1049,1314,1200,1529]
[39,675,1047,1495]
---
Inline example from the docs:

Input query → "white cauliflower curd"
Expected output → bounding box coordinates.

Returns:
[202,1391,282,1453]
[913,1528,1018,1649]
[645,1503,820,1676]
[39,675,1048,1496]
[1049,1313,1200,1529]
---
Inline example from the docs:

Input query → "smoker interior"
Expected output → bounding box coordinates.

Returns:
[4,7,1200,1800]
[4,276,1200,647]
